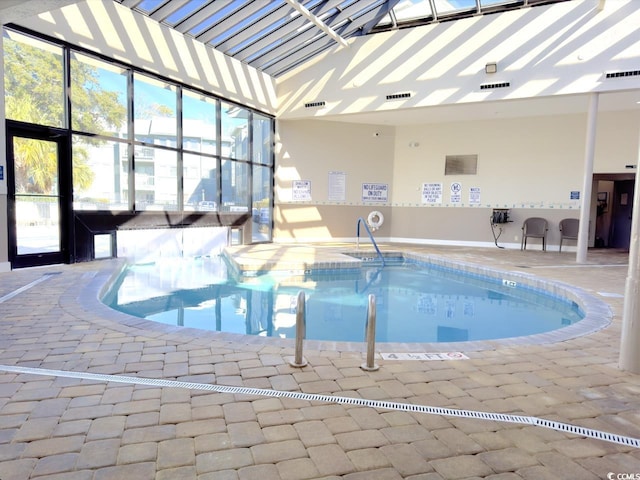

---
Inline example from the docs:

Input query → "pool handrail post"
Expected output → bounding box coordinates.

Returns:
[289,290,308,367]
[361,294,380,371]
[356,217,385,265]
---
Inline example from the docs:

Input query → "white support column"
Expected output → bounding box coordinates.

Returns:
[577,93,599,264]
[619,117,640,372]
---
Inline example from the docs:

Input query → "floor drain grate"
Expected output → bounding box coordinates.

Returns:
[0,364,638,448]
[0,273,59,304]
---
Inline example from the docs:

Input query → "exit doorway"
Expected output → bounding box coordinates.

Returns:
[593,173,635,251]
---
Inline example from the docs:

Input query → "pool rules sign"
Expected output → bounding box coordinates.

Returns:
[362,183,388,202]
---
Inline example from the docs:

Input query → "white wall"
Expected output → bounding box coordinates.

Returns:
[392,110,640,209]
[277,0,640,119]
[274,108,640,246]
[276,120,395,204]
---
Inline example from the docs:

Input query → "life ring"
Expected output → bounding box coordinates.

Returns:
[367,210,384,230]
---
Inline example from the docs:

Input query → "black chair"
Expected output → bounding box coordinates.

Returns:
[559,218,579,252]
[521,217,548,251]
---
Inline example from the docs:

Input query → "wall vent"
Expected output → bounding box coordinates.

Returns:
[386,92,411,100]
[304,101,326,108]
[445,154,478,175]
[480,82,510,90]
[605,70,640,79]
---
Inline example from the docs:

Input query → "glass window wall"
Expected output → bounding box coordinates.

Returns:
[134,73,178,146]
[73,136,130,210]
[183,153,218,211]
[221,102,249,161]
[70,52,127,137]
[183,90,217,154]
[253,113,272,166]
[3,30,64,128]
[135,147,178,211]
[221,160,249,212]
[252,164,272,242]
[5,26,274,245]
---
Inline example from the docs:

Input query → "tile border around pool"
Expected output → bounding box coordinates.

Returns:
[88,250,614,354]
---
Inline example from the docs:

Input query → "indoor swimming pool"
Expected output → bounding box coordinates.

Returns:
[102,254,585,344]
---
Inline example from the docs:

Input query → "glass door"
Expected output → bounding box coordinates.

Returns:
[7,125,70,268]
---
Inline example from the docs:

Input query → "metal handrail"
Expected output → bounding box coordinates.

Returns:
[356,217,385,265]
[289,291,308,367]
[361,293,379,371]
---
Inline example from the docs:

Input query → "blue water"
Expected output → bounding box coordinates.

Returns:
[103,255,584,343]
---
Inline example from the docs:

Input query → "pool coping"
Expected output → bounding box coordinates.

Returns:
[90,250,613,353]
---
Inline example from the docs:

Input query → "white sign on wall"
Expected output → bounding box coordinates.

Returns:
[450,182,462,203]
[292,180,312,201]
[362,183,388,202]
[422,183,443,204]
[328,171,346,201]
[469,186,481,204]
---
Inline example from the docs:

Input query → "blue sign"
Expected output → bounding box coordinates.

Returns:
[0,165,3,180]
[570,191,580,199]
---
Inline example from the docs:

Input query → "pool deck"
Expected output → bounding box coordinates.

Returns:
[0,243,638,479]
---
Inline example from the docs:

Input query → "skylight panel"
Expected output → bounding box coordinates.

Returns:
[137,0,167,13]
[164,0,208,25]
[376,13,393,26]
[347,0,386,19]
[244,38,285,64]
[205,2,283,46]
[189,16,219,36]
[304,0,326,9]
[436,0,477,16]
[226,15,290,55]
[480,0,517,6]
[393,0,433,22]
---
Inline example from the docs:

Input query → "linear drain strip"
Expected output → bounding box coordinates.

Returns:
[0,273,60,304]
[1,364,638,449]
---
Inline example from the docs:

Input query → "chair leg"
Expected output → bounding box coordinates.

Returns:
[559,239,563,252]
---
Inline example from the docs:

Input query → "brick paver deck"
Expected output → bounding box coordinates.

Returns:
[0,244,636,479]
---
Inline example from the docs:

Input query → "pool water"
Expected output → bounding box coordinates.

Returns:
[103,255,584,343]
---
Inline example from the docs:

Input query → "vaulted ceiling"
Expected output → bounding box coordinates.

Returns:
[113,0,570,78]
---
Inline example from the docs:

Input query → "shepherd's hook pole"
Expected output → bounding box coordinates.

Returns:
[361,294,379,371]
[289,291,308,367]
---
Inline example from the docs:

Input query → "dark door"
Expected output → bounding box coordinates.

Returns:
[609,179,634,250]
[6,123,71,268]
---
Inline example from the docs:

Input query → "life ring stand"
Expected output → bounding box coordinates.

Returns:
[367,210,384,231]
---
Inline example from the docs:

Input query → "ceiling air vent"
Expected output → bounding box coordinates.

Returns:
[304,101,325,108]
[605,70,640,79]
[386,92,411,101]
[480,82,510,90]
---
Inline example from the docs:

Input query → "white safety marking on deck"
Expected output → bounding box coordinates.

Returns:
[0,273,59,304]
[380,352,469,361]
[0,364,637,448]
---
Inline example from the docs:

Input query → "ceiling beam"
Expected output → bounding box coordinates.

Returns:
[283,0,349,49]
[428,0,438,21]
